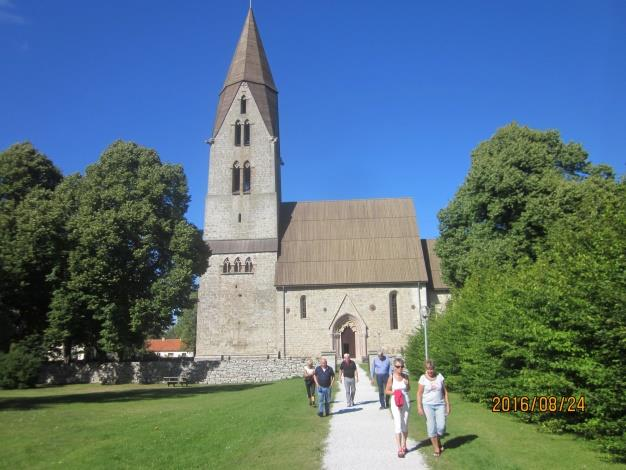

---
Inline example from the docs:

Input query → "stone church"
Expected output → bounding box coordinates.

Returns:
[196,9,449,361]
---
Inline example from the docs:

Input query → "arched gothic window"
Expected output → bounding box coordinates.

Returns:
[222,258,231,274]
[243,161,251,193]
[240,95,247,114]
[232,161,240,194]
[233,257,242,273]
[245,257,253,273]
[300,295,307,319]
[243,120,250,146]
[389,291,398,330]
[234,120,242,146]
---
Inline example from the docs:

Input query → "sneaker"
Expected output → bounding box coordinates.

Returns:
[318,412,324,418]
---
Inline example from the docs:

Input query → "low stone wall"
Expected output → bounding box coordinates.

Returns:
[39,357,307,386]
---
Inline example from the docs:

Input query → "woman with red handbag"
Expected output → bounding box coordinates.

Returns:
[385,357,410,458]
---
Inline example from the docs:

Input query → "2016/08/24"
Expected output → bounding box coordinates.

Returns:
[492,396,586,413]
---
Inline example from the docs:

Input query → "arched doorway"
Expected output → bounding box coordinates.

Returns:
[341,327,355,357]
[331,314,367,360]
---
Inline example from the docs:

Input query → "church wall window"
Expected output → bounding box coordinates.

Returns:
[232,161,241,194]
[389,291,398,330]
[245,257,253,273]
[243,120,250,146]
[222,258,231,274]
[300,295,307,319]
[243,161,251,193]
[240,95,247,114]
[233,257,242,273]
[234,120,242,146]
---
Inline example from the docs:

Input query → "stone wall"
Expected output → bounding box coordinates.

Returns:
[39,358,307,386]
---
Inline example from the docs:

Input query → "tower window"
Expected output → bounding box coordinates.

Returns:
[245,257,253,273]
[238,213,241,223]
[240,95,247,114]
[243,120,250,146]
[389,291,398,330]
[243,161,251,193]
[234,120,241,146]
[300,295,307,319]
[232,161,241,194]
[222,258,231,274]
[233,257,242,273]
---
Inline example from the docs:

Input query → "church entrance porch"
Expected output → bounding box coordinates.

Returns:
[331,314,367,361]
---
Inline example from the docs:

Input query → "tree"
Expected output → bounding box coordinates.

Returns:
[409,174,625,461]
[46,141,209,360]
[164,289,198,352]
[436,123,612,288]
[0,143,64,351]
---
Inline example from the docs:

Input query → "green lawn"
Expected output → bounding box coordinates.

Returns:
[0,379,328,470]
[410,392,624,470]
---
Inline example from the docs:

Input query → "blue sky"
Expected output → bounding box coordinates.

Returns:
[1,1,624,238]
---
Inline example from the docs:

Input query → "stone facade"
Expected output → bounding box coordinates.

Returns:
[195,10,450,364]
[277,285,427,360]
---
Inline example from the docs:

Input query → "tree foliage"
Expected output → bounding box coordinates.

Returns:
[164,289,198,352]
[0,143,64,352]
[436,123,612,288]
[45,141,209,360]
[408,137,625,460]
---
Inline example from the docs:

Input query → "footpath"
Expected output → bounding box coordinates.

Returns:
[322,364,428,470]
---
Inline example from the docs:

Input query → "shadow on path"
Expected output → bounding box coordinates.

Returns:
[0,383,269,411]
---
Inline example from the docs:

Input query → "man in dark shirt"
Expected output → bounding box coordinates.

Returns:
[314,357,335,417]
[340,353,359,407]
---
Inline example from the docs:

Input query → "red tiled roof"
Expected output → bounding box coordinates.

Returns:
[145,338,189,352]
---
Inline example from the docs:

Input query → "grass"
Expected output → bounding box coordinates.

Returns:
[0,379,328,470]
[409,392,624,470]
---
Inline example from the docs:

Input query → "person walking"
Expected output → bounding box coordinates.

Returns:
[303,358,316,407]
[417,359,450,457]
[385,357,410,458]
[371,350,392,409]
[314,357,335,417]
[339,353,359,406]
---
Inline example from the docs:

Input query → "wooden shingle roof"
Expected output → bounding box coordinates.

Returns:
[212,8,278,138]
[421,239,449,290]
[275,198,429,286]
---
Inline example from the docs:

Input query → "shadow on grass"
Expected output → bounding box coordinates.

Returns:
[443,434,479,449]
[0,382,270,411]
[411,433,478,453]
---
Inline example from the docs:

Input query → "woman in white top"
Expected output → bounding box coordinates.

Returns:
[417,359,450,457]
[385,357,410,458]
[303,358,316,406]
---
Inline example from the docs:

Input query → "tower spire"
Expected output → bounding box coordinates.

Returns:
[212,9,279,138]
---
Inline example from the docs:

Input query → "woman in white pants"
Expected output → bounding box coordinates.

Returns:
[385,357,410,458]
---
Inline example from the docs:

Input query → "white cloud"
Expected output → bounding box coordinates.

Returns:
[0,0,25,24]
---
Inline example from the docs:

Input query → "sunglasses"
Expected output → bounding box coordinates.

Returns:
[394,365,402,368]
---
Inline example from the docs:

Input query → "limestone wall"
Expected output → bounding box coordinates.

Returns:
[39,358,307,386]
[276,284,428,360]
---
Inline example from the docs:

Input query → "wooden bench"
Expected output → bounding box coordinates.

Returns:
[164,376,189,387]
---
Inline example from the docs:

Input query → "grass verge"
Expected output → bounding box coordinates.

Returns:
[0,379,327,470]
[409,392,623,469]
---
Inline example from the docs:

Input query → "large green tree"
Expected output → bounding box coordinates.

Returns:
[436,123,613,288]
[46,141,209,360]
[408,174,625,461]
[0,143,64,351]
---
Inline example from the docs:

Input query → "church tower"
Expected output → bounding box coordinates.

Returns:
[196,8,281,359]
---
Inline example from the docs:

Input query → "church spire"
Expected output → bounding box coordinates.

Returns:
[222,8,277,92]
[212,9,279,138]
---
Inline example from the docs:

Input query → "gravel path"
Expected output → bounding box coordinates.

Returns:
[322,364,429,470]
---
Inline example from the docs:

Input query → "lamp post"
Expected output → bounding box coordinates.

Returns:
[419,305,431,360]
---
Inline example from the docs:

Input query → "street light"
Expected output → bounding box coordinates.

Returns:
[419,305,431,360]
